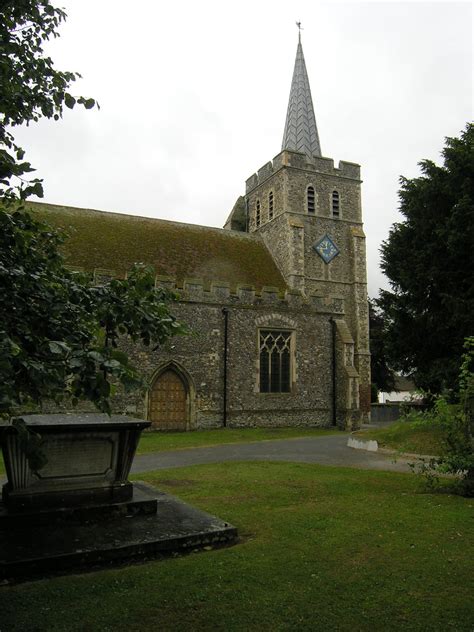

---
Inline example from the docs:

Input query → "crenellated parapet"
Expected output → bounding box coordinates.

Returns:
[246,150,361,194]
[158,276,344,314]
[87,268,345,314]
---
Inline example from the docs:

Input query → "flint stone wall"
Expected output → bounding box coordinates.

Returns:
[114,285,342,429]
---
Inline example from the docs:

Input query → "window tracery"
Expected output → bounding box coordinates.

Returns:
[259,330,292,393]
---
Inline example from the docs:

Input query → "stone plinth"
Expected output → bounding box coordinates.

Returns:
[1,414,150,511]
[0,482,238,581]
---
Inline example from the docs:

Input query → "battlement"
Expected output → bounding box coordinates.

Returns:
[246,150,361,193]
[83,268,345,314]
[164,276,344,314]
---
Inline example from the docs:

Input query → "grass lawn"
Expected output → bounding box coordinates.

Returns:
[355,421,446,456]
[1,462,472,631]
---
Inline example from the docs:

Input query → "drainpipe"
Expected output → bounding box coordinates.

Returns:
[329,318,337,426]
[222,307,229,427]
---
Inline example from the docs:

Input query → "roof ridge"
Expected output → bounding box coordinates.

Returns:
[26,201,259,241]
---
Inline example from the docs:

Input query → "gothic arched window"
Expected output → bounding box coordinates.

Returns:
[269,191,274,220]
[259,330,292,393]
[307,186,315,214]
[256,199,261,227]
[332,191,340,218]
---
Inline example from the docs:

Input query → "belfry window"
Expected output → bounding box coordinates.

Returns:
[269,191,274,220]
[307,186,315,214]
[256,200,261,227]
[259,330,292,393]
[332,191,340,218]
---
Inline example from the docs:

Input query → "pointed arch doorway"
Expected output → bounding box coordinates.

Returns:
[149,366,191,431]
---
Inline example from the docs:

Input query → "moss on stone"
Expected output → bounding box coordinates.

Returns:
[24,202,288,291]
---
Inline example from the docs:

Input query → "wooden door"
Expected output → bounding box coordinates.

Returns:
[149,370,187,430]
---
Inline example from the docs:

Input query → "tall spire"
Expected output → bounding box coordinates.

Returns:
[281,30,322,158]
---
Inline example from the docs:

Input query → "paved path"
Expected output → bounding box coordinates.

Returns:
[132,433,417,475]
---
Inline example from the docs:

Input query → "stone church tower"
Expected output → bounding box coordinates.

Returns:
[226,34,371,421]
[29,32,371,429]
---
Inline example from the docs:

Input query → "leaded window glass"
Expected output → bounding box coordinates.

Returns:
[259,330,292,393]
[269,191,274,220]
[256,199,261,227]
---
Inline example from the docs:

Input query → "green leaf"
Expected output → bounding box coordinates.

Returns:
[103,359,121,370]
[33,181,44,197]
[48,342,62,355]
[64,93,76,109]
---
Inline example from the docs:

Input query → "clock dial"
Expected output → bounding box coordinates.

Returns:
[313,234,340,264]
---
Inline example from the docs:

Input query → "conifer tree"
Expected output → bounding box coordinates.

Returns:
[378,124,474,394]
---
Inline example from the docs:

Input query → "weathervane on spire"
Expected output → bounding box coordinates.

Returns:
[296,21,303,41]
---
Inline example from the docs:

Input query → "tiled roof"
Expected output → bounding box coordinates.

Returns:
[25,202,288,291]
[281,35,321,158]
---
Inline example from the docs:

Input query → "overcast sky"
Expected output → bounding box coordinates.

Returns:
[15,0,473,297]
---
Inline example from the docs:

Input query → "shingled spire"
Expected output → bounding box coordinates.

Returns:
[281,32,321,158]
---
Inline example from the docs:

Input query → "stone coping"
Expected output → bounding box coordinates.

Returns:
[0,414,151,431]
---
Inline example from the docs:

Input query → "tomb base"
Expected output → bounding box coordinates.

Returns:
[0,482,238,581]
[0,415,238,580]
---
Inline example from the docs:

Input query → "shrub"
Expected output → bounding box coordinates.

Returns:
[409,337,474,496]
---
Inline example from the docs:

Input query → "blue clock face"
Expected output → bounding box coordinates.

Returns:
[313,234,339,264]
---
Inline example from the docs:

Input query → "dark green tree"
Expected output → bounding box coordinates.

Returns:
[378,124,474,394]
[0,1,186,424]
[368,299,396,401]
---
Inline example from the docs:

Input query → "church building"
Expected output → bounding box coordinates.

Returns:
[29,35,371,430]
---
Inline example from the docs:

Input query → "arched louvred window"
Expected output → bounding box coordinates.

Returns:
[268,191,274,220]
[332,190,340,218]
[307,186,315,214]
[256,199,261,227]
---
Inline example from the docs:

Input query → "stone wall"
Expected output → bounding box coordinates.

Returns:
[110,282,348,429]
[35,274,356,429]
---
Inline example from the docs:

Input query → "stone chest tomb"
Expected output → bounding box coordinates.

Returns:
[1,414,147,510]
[0,414,237,579]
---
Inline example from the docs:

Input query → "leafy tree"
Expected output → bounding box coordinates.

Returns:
[378,124,474,394]
[0,0,96,203]
[368,299,396,401]
[0,1,186,426]
[0,205,186,420]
